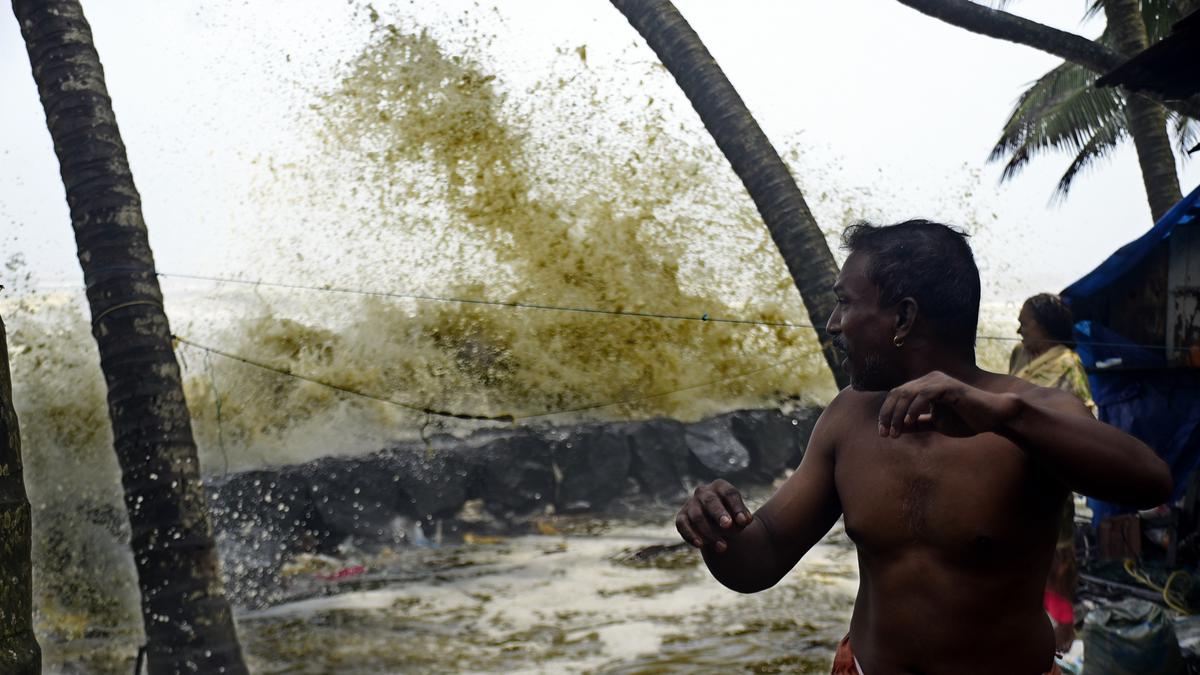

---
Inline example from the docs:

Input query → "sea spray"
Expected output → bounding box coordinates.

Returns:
[1,293,141,649]
[179,19,839,471]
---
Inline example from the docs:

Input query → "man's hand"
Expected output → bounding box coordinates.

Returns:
[878,371,1021,438]
[675,479,753,553]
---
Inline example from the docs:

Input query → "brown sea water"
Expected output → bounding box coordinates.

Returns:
[235,506,859,675]
[2,5,1017,671]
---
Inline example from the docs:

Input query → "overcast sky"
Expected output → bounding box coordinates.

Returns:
[1,1,1197,304]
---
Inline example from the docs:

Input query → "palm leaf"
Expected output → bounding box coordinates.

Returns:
[990,59,1125,181]
[991,1,1191,198]
[1085,0,1186,41]
[1171,111,1200,153]
[1053,114,1128,201]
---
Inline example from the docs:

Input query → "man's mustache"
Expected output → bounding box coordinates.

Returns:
[832,336,849,353]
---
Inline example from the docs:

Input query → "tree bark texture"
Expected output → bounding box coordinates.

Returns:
[609,0,850,389]
[0,317,40,675]
[1105,0,1184,221]
[10,2,248,673]
[895,0,1200,121]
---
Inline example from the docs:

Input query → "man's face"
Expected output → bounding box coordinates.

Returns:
[826,252,902,391]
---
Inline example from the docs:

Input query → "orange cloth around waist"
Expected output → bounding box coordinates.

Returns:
[831,634,1063,675]
[831,635,860,675]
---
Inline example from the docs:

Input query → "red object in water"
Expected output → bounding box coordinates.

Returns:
[317,565,366,581]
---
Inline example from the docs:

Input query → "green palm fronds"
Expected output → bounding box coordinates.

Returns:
[990,0,1196,200]
[1054,110,1127,201]
[991,56,1127,195]
[1085,0,1183,38]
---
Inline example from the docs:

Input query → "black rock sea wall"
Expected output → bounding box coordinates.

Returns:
[205,406,820,602]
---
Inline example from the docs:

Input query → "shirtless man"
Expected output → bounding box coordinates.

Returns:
[676,220,1172,675]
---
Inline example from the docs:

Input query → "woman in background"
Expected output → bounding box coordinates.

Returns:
[1013,294,1094,410]
[1011,293,1095,651]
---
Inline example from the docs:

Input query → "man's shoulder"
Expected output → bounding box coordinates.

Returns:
[821,387,884,423]
[806,389,881,457]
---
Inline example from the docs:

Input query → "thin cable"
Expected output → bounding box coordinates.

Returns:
[158,271,1188,353]
[91,299,160,327]
[173,335,515,423]
[174,334,816,422]
[156,272,815,330]
[203,350,230,477]
[1124,558,1192,614]
[513,351,816,420]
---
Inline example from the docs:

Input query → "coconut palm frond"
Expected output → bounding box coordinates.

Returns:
[1053,116,1128,202]
[993,1,1185,205]
[991,61,1097,160]
[1170,111,1200,155]
[991,61,1125,181]
[1085,0,1182,39]
[1141,0,1186,41]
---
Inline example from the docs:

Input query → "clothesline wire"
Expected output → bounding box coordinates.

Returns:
[517,352,814,420]
[173,335,514,422]
[157,271,1186,353]
[157,271,812,329]
[173,334,817,422]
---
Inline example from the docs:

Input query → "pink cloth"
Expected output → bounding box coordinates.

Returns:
[831,635,862,675]
[1044,588,1075,626]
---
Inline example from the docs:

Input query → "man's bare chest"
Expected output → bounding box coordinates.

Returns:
[833,428,1060,559]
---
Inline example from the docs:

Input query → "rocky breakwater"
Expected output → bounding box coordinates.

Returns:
[205,406,821,605]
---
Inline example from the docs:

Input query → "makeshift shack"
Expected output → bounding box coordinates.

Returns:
[1062,183,1200,552]
[1096,7,1200,102]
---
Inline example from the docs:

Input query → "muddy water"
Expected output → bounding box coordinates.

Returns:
[236,521,857,674]
[41,508,857,674]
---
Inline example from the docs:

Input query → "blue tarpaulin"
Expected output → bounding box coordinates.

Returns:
[1061,184,1200,524]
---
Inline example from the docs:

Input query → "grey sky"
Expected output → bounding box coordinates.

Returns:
[1,1,1196,303]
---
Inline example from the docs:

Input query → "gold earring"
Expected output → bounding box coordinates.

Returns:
[893,335,904,348]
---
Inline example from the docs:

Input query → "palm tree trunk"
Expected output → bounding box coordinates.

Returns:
[11,1,248,672]
[1105,0,1183,221]
[894,0,1200,121]
[609,0,849,389]
[0,317,40,675]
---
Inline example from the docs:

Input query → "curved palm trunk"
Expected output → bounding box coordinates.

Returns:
[894,0,1200,121]
[609,0,849,389]
[1105,0,1183,221]
[11,1,248,672]
[0,317,40,675]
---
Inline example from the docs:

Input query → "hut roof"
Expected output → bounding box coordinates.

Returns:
[1095,8,1200,106]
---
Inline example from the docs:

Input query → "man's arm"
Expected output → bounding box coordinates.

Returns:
[878,371,1172,508]
[676,398,844,594]
[1002,386,1171,507]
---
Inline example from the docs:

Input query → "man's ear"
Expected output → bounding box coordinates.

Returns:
[894,297,918,340]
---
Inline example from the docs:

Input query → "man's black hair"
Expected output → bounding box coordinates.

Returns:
[841,219,981,350]
[1023,293,1075,348]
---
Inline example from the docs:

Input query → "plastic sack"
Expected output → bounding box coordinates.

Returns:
[1083,598,1183,675]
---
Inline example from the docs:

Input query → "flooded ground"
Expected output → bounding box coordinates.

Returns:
[239,519,857,675]
[45,509,857,674]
